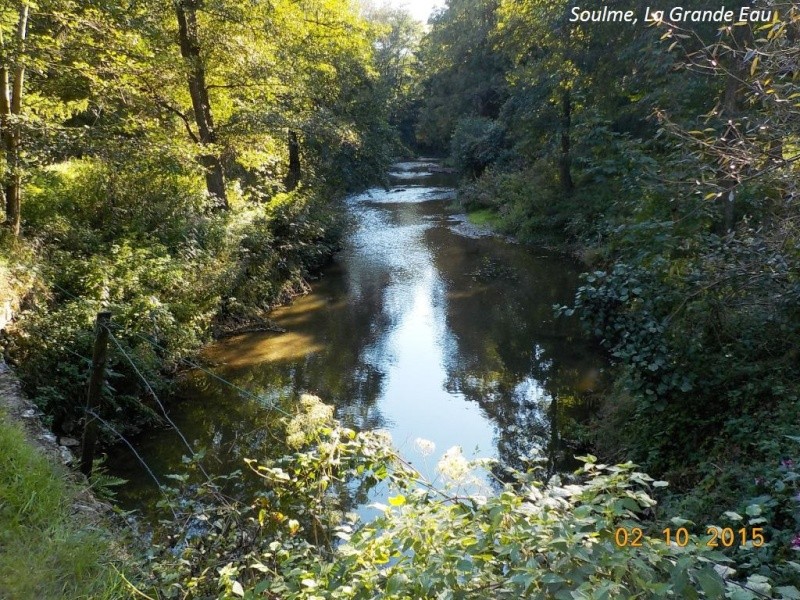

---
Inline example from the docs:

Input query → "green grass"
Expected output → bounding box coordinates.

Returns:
[466,207,503,229]
[0,414,130,600]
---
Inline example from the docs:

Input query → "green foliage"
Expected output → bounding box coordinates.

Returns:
[457,166,571,245]
[140,399,800,599]
[414,0,509,152]
[0,413,128,599]
[315,457,715,600]
[450,117,506,177]
[2,0,404,443]
[560,261,686,403]
[24,154,213,247]
[420,0,800,590]
[5,154,347,439]
[365,6,425,150]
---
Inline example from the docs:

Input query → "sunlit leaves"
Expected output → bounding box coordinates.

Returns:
[144,400,767,598]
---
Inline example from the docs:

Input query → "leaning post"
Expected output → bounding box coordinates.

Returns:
[80,311,111,477]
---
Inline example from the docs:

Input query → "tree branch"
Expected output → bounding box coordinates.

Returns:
[156,98,200,144]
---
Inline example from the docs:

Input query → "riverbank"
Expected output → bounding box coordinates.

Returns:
[1,171,347,452]
[452,160,800,589]
[0,360,129,599]
[463,204,601,267]
[0,160,352,597]
[103,158,607,515]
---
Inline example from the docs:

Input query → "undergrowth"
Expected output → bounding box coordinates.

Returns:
[0,412,129,600]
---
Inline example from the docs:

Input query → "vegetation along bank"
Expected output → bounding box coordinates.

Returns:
[1,0,799,597]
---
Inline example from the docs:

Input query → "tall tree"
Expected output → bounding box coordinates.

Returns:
[174,0,227,207]
[365,6,423,148]
[416,0,509,151]
[0,2,29,236]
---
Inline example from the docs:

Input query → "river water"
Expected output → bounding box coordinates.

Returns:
[109,160,606,512]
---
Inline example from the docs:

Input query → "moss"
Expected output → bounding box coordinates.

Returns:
[466,208,503,229]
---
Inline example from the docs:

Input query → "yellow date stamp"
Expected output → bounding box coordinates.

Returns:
[614,526,765,548]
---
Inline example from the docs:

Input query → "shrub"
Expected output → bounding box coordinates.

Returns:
[139,398,799,599]
[6,156,344,441]
[450,117,506,178]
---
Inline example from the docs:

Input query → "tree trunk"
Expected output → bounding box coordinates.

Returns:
[175,0,227,208]
[723,190,735,234]
[718,26,753,233]
[722,26,752,118]
[284,130,301,192]
[0,4,28,236]
[559,88,574,195]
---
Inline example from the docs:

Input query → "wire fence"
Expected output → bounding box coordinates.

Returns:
[13,283,788,599]
[12,280,298,508]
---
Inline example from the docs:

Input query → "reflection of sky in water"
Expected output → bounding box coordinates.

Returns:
[344,180,497,477]
[106,160,606,517]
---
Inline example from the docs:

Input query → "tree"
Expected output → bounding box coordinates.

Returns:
[660,7,799,233]
[0,2,29,236]
[415,0,509,152]
[80,0,387,197]
[174,0,227,207]
[365,6,424,149]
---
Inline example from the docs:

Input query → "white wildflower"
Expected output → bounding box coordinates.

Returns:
[286,394,333,448]
[372,429,393,447]
[414,437,436,457]
[437,446,470,482]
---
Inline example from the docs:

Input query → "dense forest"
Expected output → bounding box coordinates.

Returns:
[1,0,799,598]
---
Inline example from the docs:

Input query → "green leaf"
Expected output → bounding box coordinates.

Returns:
[456,559,473,572]
[745,504,762,517]
[386,574,407,594]
[728,588,758,600]
[694,568,724,598]
[776,586,800,599]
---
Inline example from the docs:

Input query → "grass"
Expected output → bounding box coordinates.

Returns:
[0,413,130,600]
[466,207,503,229]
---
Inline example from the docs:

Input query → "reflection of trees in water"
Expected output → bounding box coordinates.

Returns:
[186,293,393,439]
[445,331,602,474]
[114,242,402,511]
[429,226,605,473]
[114,200,606,515]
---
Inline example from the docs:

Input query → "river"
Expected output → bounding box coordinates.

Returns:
[108,160,606,513]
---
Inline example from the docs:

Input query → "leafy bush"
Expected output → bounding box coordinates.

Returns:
[138,397,800,599]
[450,117,506,178]
[5,155,345,440]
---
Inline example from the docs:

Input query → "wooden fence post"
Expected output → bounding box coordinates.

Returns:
[80,311,111,477]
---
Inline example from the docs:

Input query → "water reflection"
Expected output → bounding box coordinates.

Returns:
[108,160,606,511]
